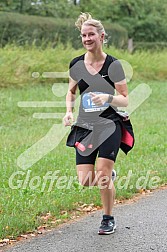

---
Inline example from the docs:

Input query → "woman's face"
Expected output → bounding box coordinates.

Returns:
[80,24,104,52]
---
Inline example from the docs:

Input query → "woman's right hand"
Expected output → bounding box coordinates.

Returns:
[63,112,74,126]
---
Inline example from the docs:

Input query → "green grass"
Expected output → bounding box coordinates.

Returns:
[0,44,167,238]
[0,44,167,88]
[0,80,166,239]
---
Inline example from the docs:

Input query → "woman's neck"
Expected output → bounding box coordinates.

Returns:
[85,50,107,64]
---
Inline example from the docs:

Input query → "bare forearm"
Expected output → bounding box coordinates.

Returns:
[66,91,76,112]
[110,94,128,107]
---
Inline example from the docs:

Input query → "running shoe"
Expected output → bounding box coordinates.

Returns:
[98,215,116,235]
[112,169,117,182]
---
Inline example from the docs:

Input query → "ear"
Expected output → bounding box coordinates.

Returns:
[100,32,105,41]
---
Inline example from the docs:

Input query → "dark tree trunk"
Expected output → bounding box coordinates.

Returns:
[20,0,24,13]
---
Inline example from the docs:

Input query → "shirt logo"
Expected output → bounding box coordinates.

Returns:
[101,74,108,78]
[110,151,115,157]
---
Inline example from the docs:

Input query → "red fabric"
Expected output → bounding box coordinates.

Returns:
[121,127,134,147]
[75,142,86,152]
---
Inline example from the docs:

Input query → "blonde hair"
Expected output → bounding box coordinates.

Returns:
[75,12,107,37]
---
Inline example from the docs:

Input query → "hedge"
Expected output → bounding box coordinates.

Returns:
[134,41,167,51]
[0,11,128,48]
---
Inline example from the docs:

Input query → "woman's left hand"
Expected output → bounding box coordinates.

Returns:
[90,92,109,106]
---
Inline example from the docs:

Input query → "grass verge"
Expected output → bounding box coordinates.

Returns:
[0,44,167,87]
[0,80,166,239]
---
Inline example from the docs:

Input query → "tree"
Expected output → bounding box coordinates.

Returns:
[107,0,167,41]
[0,0,33,13]
[0,0,167,43]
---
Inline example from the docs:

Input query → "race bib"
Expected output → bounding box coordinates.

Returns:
[82,92,109,112]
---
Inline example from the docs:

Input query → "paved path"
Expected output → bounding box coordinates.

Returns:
[5,189,167,252]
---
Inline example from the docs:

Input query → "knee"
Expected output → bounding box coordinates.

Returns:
[96,169,111,188]
[78,171,95,187]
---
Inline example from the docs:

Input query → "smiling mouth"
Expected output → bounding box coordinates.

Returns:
[85,43,93,45]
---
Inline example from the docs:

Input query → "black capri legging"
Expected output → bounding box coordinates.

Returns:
[76,121,122,165]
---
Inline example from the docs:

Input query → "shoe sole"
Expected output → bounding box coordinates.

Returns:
[98,225,116,235]
[112,169,116,182]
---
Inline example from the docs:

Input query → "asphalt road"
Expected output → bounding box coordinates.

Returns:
[5,189,167,252]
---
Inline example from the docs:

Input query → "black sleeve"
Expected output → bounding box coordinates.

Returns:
[108,59,125,83]
[69,59,77,81]
[69,54,85,82]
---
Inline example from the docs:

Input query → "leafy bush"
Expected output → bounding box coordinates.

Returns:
[0,11,128,48]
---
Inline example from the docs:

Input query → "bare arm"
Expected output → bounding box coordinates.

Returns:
[63,77,78,126]
[111,79,128,107]
[90,79,128,108]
